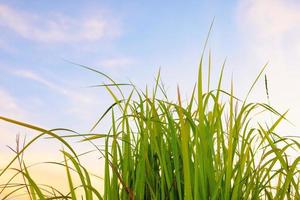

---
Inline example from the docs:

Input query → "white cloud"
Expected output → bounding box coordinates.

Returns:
[238,0,300,39]
[236,0,300,134]
[0,4,121,43]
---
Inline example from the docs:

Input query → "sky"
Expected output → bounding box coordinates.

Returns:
[1,0,300,197]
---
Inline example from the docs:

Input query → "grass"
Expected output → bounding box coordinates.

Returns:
[0,44,300,199]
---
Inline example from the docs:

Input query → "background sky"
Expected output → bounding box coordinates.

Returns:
[1,0,300,196]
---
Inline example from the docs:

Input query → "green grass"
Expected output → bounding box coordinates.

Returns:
[0,47,300,199]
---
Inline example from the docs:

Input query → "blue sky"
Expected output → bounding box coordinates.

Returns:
[1,0,300,190]
[0,0,240,131]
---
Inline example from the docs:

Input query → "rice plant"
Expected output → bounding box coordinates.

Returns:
[0,49,300,199]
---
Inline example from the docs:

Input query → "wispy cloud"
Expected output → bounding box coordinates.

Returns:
[0,38,17,53]
[0,87,30,146]
[99,57,136,68]
[0,4,121,43]
[0,88,23,117]
[11,69,94,103]
[13,69,56,89]
[10,69,107,125]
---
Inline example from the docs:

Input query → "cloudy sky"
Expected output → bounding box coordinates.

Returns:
[1,0,300,195]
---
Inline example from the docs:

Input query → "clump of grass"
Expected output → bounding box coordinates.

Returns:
[0,48,300,199]
[89,59,300,200]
